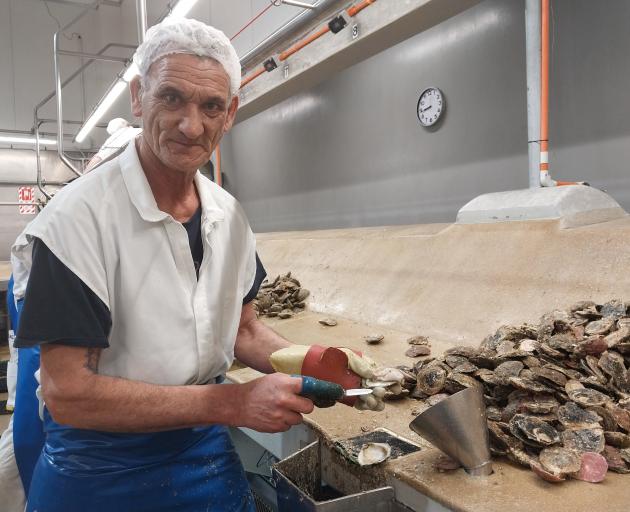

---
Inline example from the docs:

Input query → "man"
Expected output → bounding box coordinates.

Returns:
[12,18,387,512]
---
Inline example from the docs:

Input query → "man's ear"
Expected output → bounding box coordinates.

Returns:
[223,95,239,133]
[129,77,143,118]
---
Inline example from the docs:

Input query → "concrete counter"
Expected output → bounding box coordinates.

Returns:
[227,309,630,512]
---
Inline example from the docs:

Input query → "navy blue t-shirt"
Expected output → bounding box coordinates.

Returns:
[15,207,266,348]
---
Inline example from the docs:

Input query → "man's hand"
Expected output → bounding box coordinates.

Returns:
[234,373,314,433]
[270,345,395,411]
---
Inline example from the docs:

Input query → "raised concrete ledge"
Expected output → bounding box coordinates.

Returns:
[456,186,627,228]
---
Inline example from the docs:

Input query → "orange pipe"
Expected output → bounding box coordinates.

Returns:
[215,144,222,187]
[539,0,549,174]
[240,66,266,89]
[280,25,330,61]
[346,0,376,17]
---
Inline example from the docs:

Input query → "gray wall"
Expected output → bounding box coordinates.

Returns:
[224,0,630,232]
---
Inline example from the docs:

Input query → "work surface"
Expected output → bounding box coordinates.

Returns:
[228,216,630,512]
[228,311,630,512]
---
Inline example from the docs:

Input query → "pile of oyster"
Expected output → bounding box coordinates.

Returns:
[252,272,309,319]
[402,299,630,483]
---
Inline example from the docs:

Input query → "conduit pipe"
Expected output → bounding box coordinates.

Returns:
[279,24,330,61]
[241,0,377,88]
[240,0,338,70]
[279,0,375,61]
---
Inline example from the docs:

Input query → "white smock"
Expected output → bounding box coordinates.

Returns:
[13,141,257,385]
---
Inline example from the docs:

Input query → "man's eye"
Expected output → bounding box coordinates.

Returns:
[204,103,220,111]
[164,94,179,105]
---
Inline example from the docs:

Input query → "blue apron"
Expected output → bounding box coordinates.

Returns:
[27,412,255,512]
[8,276,46,493]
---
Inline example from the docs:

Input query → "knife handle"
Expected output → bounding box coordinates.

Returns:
[293,375,345,402]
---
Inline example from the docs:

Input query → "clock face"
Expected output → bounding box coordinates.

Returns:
[417,87,444,127]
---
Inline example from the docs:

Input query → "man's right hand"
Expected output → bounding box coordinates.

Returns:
[234,373,314,433]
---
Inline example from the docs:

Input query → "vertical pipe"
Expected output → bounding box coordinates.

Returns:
[53,31,82,177]
[539,0,552,186]
[136,0,147,43]
[215,145,222,187]
[525,0,541,188]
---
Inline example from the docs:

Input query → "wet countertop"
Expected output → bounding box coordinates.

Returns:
[226,309,630,512]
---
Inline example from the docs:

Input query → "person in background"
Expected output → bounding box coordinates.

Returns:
[84,117,142,171]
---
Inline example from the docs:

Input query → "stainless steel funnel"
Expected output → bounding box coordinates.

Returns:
[409,386,493,476]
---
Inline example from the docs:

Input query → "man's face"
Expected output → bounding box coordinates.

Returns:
[130,54,238,173]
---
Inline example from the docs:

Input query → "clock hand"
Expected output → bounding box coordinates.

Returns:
[421,105,432,112]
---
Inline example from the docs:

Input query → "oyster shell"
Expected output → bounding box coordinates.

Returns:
[585,318,615,336]
[494,361,524,385]
[562,428,605,453]
[567,387,609,407]
[405,345,431,358]
[364,334,384,345]
[509,414,561,447]
[415,366,447,396]
[604,431,630,448]
[603,445,630,473]
[318,318,338,326]
[407,335,430,345]
[539,447,581,475]
[357,443,391,466]
[557,401,602,429]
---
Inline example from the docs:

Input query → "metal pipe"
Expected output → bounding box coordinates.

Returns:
[136,0,148,43]
[0,181,68,187]
[525,0,541,188]
[57,49,130,63]
[275,0,317,9]
[54,31,82,178]
[34,43,135,114]
[239,0,338,70]
[53,2,103,178]
[42,0,122,6]
[0,128,70,138]
[539,0,553,187]
[34,119,52,199]
[39,118,108,128]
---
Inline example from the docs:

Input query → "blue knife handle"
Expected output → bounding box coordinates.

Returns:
[293,375,345,402]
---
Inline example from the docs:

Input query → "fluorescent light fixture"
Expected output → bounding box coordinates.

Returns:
[75,80,128,143]
[169,0,199,18]
[123,62,139,82]
[0,135,57,145]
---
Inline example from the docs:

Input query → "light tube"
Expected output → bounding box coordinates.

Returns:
[169,0,199,18]
[123,62,139,82]
[75,80,127,143]
[0,136,57,145]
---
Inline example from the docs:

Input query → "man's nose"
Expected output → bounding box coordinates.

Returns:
[178,104,204,140]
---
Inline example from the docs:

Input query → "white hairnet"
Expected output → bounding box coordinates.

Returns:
[106,118,130,135]
[134,18,241,96]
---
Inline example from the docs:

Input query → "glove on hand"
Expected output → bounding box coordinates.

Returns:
[270,345,401,411]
